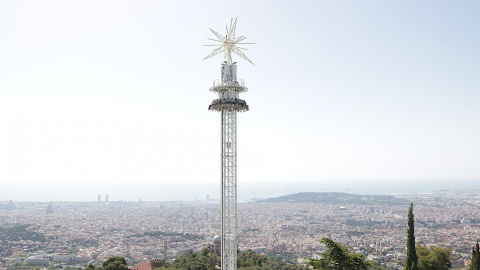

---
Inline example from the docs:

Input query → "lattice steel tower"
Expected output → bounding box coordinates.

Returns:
[204,18,254,270]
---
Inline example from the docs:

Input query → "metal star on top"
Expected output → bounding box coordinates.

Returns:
[203,18,255,65]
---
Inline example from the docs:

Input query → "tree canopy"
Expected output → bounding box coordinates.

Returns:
[307,238,370,270]
[166,248,218,270]
[102,256,129,270]
[165,247,304,270]
[237,249,304,270]
[84,257,128,270]
[416,243,451,270]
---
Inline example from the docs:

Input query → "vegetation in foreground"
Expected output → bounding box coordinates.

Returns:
[86,257,128,270]
[307,237,370,270]
[471,242,480,270]
[162,247,305,270]
[416,242,451,270]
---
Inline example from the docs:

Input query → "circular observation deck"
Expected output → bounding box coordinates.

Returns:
[208,98,249,112]
[209,78,248,93]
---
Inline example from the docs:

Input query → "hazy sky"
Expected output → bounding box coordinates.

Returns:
[1,1,479,201]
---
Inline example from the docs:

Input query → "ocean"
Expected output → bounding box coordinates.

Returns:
[1,179,479,202]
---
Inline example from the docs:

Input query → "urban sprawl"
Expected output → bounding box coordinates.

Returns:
[1,190,479,270]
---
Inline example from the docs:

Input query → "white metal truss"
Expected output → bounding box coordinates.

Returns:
[209,71,248,270]
[221,108,237,270]
[205,18,253,270]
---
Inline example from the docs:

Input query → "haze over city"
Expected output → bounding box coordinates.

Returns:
[1,1,479,201]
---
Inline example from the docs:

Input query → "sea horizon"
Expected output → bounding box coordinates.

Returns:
[2,179,479,202]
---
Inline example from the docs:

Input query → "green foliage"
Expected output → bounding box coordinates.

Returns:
[96,257,128,270]
[405,202,418,270]
[166,248,218,270]
[470,242,480,270]
[237,250,268,268]
[0,224,46,242]
[416,243,451,270]
[127,231,203,241]
[82,238,99,247]
[237,250,304,270]
[264,250,299,265]
[165,247,304,270]
[307,238,370,270]
[103,257,127,267]
[83,257,128,270]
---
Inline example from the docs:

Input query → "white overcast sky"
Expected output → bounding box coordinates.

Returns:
[1,1,479,201]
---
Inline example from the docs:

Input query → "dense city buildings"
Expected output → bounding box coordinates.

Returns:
[0,190,479,269]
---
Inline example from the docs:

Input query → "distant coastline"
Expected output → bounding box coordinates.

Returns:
[1,179,479,202]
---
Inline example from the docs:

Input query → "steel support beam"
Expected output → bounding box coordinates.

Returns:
[221,108,237,270]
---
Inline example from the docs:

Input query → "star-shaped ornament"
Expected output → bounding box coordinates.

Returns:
[203,18,254,65]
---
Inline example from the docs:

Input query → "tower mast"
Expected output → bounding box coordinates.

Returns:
[204,18,254,270]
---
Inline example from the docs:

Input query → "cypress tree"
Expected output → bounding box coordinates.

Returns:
[473,241,480,270]
[470,245,477,270]
[405,202,418,270]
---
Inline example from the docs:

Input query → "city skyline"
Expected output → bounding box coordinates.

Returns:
[2,190,480,269]
[1,1,479,201]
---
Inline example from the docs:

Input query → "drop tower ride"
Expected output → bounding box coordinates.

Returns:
[203,18,254,270]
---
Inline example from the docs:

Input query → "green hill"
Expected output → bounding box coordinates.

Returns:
[256,192,409,205]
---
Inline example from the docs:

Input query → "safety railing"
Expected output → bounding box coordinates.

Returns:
[212,78,245,87]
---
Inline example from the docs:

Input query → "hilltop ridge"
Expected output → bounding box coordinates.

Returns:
[256,192,409,205]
